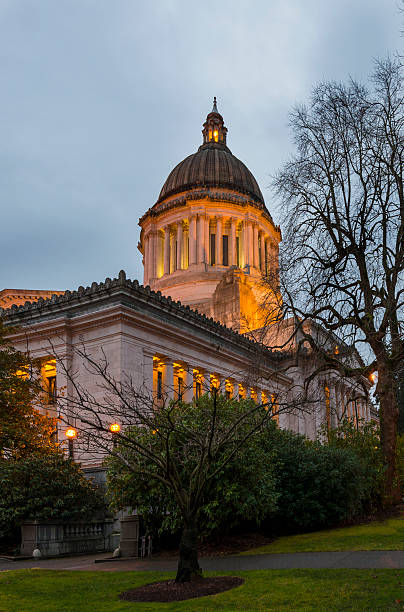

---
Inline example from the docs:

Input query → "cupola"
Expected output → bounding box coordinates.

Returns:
[201,97,228,145]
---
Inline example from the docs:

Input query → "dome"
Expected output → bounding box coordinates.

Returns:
[156,142,265,207]
[154,98,266,210]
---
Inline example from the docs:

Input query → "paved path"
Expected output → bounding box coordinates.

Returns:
[1,550,404,572]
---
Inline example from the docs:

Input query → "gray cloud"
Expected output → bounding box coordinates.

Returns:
[0,0,401,290]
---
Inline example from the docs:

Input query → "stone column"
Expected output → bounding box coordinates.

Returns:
[232,381,239,400]
[203,370,211,395]
[162,359,174,401]
[197,215,205,263]
[264,238,269,275]
[189,215,197,265]
[216,216,223,266]
[142,352,154,398]
[177,222,183,271]
[148,230,157,282]
[204,215,210,264]
[244,221,254,266]
[182,367,193,403]
[243,220,249,266]
[260,233,265,273]
[230,218,237,267]
[253,224,259,269]
[164,226,170,275]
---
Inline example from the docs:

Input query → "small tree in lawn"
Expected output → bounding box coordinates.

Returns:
[0,318,57,458]
[57,345,280,582]
[272,58,404,504]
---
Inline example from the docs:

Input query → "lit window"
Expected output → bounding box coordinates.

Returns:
[157,370,163,399]
[176,376,183,400]
[271,394,279,423]
[222,235,228,266]
[210,234,216,265]
[195,381,201,400]
[213,130,219,142]
[47,376,57,405]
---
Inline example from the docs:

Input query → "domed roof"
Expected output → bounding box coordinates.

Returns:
[156,142,265,207]
[155,100,265,209]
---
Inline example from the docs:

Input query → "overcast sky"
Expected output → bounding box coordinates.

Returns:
[0,0,402,291]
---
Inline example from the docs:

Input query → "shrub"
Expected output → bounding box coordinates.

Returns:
[261,427,373,531]
[0,452,105,537]
[322,419,384,510]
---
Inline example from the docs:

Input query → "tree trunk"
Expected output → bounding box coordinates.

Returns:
[377,360,401,505]
[175,517,202,583]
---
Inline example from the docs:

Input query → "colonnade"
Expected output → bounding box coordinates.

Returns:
[325,381,370,428]
[143,213,279,285]
[151,355,279,421]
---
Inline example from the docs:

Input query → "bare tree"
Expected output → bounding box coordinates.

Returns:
[56,345,288,582]
[272,58,404,503]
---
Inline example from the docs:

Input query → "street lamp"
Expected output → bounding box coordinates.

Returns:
[109,423,120,447]
[65,427,77,458]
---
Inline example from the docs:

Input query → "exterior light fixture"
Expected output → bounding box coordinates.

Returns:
[109,423,121,433]
[65,427,77,459]
[370,372,377,384]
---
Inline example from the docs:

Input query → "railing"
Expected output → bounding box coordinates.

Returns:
[21,519,118,557]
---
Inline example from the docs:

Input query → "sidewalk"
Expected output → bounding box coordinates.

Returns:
[1,549,404,572]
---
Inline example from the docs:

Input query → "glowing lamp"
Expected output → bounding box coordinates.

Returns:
[65,428,77,439]
[110,423,121,433]
[370,373,377,384]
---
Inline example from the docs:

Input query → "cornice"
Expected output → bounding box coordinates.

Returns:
[1,270,289,369]
[139,188,281,236]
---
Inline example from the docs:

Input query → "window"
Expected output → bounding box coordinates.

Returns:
[47,376,56,405]
[157,370,163,399]
[176,376,183,400]
[271,393,279,424]
[210,234,216,265]
[222,235,228,266]
[195,381,202,400]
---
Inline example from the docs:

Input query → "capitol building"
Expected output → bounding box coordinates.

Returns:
[0,100,373,465]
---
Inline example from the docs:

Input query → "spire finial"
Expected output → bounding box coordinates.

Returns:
[212,96,218,113]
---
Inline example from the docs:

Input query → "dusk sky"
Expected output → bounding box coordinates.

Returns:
[0,0,402,291]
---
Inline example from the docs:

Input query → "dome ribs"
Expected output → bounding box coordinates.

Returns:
[155,144,266,208]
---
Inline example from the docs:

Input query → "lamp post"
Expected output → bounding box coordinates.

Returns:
[109,423,120,447]
[65,427,77,459]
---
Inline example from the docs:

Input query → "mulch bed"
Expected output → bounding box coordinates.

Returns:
[119,576,244,602]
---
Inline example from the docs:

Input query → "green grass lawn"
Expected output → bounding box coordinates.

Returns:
[1,569,404,611]
[241,514,404,555]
